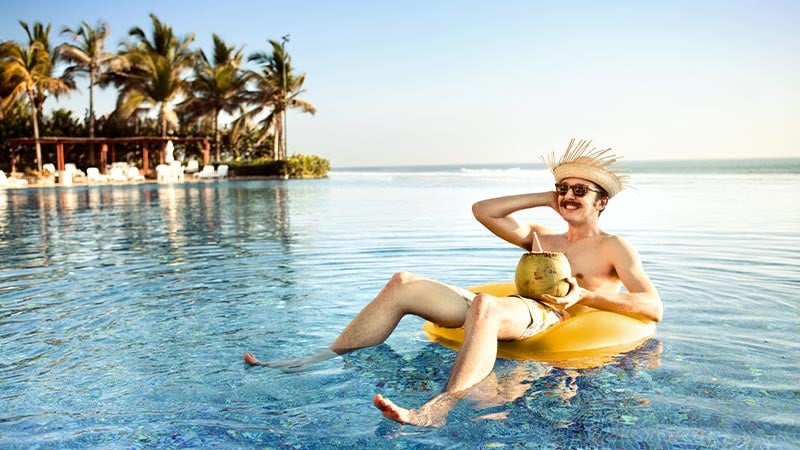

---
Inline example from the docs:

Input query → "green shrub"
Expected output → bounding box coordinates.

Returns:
[285,154,331,178]
[223,154,329,178]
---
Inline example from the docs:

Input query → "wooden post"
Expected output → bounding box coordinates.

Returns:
[203,140,210,166]
[56,142,65,172]
[142,141,149,174]
[100,143,108,172]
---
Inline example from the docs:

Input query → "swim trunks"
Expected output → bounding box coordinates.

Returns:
[450,285,569,339]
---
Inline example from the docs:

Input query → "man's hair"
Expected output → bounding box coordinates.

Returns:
[596,186,609,215]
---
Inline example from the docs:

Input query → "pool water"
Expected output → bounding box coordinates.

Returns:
[1,167,798,448]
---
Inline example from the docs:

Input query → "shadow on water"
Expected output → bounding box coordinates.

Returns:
[340,338,663,413]
[253,337,667,447]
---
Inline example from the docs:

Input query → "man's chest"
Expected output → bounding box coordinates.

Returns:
[561,244,616,286]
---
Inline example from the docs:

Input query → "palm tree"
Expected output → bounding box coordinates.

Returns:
[58,20,117,164]
[179,33,247,161]
[108,13,194,140]
[0,57,26,120]
[242,37,315,161]
[0,21,72,172]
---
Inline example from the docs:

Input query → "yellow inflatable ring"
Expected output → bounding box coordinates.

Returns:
[423,282,656,368]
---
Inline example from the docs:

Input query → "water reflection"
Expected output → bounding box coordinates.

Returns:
[342,337,663,423]
[0,182,296,276]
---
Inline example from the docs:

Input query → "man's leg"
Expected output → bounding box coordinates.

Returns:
[373,293,532,427]
[244,272,471,370]
[329,272,471,352]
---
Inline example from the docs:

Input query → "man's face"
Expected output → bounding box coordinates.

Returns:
[556,177,608,219]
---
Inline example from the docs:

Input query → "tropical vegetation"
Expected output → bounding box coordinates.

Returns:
[58,20,116,165]
[0,21,74,172]
[0,14,327,179]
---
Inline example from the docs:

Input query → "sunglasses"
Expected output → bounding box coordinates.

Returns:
[555,182,601,197]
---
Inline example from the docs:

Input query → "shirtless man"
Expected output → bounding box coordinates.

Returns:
[244,139,662,427]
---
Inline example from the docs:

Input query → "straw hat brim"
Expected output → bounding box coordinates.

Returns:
[542,139,629,198]
[553,162,623,198]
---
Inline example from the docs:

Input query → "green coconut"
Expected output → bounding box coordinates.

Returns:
[514,251,572,300]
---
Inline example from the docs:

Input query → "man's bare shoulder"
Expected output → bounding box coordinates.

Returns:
[532,224,558,236]
[601,234,635,246]
[599,234,642,261]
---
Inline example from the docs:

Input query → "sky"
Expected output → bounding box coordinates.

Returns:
[2,0,799,167]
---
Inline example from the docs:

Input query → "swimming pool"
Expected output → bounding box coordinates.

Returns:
[1,166,798,448]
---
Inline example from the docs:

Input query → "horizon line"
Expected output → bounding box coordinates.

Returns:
[334,156,800,170]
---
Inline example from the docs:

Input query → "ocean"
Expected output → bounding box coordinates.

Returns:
[0,158,798,448]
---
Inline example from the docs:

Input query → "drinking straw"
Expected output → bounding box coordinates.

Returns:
[533,232,543,252]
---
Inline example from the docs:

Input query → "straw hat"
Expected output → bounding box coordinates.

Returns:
[541,138,630,198]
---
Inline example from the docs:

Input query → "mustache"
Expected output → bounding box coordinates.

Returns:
[561,200,581,209]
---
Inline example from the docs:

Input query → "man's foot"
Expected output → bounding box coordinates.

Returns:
[243,349,339,373]
[243,353,263,366]
[372,394,455,427]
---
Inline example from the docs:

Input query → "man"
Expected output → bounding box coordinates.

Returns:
[244,139,662,427]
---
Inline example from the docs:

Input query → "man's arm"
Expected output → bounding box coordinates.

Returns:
[472,192,559,250]
[539,236,662,322]
[580,236,662,322]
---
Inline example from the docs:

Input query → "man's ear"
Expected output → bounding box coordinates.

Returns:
[598,197,609,211]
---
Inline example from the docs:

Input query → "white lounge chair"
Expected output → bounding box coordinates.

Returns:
[196,165,216,179]
[215,164,229,178]
[62,163,86,184]
[109,167,127,182]
[156,163,184,183]
[184,159,199,174]
[43,163,57,179]
[86,167,106,183]
[156,164,171,182]
[170,161,184,181]
[0,171,28,187]
[69,164,86,182]
[126,167,145,182]
[60,169,74,185]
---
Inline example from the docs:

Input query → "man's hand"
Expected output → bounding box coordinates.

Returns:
[538,277,583,310]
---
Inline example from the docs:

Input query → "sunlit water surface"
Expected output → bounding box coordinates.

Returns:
[1,164,798,448]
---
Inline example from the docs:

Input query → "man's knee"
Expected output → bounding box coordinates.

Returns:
[388,271,423,287]
[375,272,428,311]
[468,293,498,319]
[376,272,424,301]
[469,294,529,337]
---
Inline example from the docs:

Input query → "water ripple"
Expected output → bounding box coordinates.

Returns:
[1,175,799,448]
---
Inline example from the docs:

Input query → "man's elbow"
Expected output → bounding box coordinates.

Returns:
[650,296,664,323]
[472,201,488,222]
[651,310,663,323]
[471,201,483,217]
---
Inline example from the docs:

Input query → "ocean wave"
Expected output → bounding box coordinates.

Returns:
[330,165,550,180]
[458,167,550,177]
[332,158,800,177]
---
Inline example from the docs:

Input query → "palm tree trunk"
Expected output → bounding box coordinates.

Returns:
[283,109,288,161]
[28,89,43,172]
[88,69,96,165]
[160,103,168,138]
[214,111,220,161]
[275,113,285,161]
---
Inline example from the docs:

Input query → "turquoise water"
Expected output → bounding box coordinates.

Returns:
[1,159,799,448]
